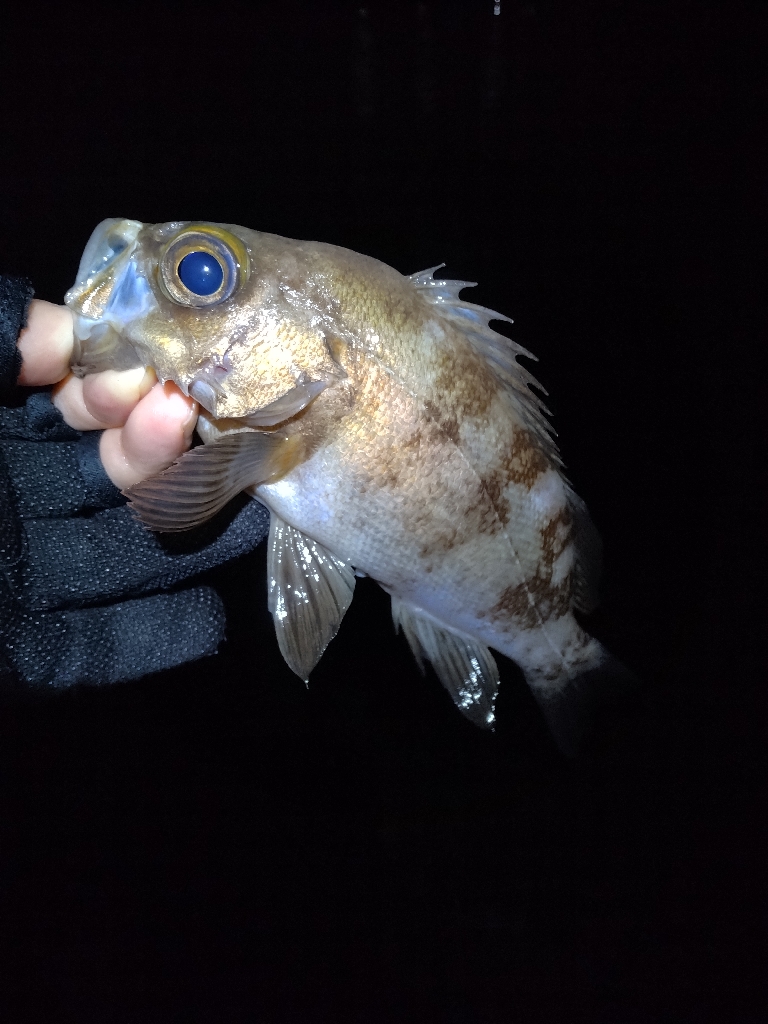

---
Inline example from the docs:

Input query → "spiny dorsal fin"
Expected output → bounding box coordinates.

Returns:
[124,431,302,532]
[411,268,603,620]
[409,265,561,466]
[268,515,356,682]
[391,596,499,729]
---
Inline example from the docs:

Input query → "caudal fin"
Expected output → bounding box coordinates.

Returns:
[527,649,639,758]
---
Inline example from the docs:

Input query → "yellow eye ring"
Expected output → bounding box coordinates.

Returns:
[159,226,250,307]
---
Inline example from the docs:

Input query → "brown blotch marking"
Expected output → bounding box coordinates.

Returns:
[477,429,552,532]
[415,462,506,558]
[376,459,403,491]
[424,347,514,532]
[423,399,460,446]
[371,425,426,492]
[539,505,573,568]
[417,334,498,451]
[528,566,572,620]
[488,568,571,631]
[486,506,574,629]
[489,583,540,630]
[481,471,512,528]
[504,428,552,488]
[431,341,496,423]
[418,525,460,558]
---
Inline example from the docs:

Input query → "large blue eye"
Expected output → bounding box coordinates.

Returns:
[160,227,247,307]
[178,251,224,296]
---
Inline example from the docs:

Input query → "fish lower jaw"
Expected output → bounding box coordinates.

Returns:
[70,317,143,376]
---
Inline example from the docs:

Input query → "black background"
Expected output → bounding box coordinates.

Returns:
[0,2,761,1021]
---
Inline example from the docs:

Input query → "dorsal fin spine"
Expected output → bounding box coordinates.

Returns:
[410,265,560,464]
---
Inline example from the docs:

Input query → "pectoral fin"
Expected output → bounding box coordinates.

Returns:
[268,515,356,682]
[391,598,499,728]
[124,430,302,532]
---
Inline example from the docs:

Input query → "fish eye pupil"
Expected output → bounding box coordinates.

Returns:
[178,250,224,296]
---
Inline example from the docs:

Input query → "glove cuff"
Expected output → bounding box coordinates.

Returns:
[0,276,34,400]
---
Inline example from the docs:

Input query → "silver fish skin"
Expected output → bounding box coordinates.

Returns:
[65,218,631,753]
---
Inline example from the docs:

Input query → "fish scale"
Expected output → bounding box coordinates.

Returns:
[65,218,633,753]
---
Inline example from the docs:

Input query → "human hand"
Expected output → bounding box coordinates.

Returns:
[1,286,269,691]
[17,299,198,489]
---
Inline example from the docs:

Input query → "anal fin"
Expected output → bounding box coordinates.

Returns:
[392,598,499,729]
[124,431,302,532]
[268,515,356,682]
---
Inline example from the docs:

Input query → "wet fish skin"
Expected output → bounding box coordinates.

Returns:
[65,218,630,752]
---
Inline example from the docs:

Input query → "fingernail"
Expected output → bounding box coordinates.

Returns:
[162,381,198,431]
[138,366,157,398]
[182,401,199,434]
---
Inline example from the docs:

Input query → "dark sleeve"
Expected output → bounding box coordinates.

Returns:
[0,276,34,400]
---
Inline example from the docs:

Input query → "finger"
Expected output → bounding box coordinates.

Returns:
[17,300,74,386]
[99,380,198,490]
[52,367,156,430]
[83,367,157,425]
[20,496,268,609]
[11,588,225,687]
[53,373,108,429]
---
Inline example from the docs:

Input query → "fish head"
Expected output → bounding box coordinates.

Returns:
[65,219,345,421]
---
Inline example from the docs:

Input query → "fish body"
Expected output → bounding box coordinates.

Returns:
[65,218,627,751]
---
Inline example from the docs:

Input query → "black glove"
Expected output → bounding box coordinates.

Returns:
[0,275,269,690]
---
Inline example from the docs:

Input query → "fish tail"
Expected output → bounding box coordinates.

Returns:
[523,640,639,758]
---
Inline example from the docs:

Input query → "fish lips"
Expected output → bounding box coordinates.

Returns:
[66,219,157,376]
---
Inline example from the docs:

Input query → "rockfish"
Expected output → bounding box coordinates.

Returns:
[65,218,629,753]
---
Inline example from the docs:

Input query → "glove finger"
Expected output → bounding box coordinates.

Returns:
[0,390,79,443]
[17,496,269,610]
[1,392,123,519]
[2,431,124,520]
[7,586,227,688]
[0,449,23,567]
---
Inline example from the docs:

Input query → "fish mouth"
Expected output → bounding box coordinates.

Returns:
[69,218,144,292]
[69,317,145,377]
[66,218,156,376]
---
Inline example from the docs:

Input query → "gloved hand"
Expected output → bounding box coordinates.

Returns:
[0,275,268,690]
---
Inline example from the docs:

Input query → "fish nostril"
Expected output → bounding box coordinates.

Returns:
[74,218,144,286]
[105,235,128,259]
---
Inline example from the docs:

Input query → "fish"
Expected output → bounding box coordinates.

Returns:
[65,217,632,754]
